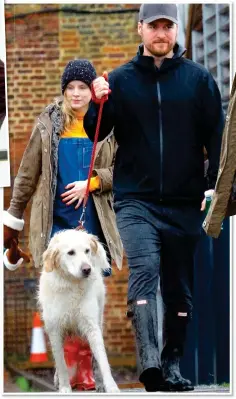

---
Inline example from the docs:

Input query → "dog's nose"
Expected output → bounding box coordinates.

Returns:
[81,264,91,277]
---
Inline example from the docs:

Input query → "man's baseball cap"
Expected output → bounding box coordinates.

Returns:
[139,4,178,25]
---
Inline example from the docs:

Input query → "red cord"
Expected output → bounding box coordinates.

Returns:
[77,74,109,230]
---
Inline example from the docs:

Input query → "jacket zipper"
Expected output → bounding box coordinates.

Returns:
[157,82,163,200]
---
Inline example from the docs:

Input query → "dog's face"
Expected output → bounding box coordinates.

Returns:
[42,230,110,279]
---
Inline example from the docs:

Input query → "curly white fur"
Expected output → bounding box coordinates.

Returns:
[38,229,119,393]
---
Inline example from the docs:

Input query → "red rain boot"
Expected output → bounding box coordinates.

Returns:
[64,336,80,388]
[64,336,95,391]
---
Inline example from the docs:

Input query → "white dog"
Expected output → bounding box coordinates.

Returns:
[38,229,119,393]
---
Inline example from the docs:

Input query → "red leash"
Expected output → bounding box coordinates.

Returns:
[76,72,109,230]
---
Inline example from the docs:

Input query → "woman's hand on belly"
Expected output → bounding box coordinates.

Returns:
[61,180,87,209]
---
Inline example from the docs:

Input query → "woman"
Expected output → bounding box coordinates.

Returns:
[3,59,123,390]
[203,73,236,237]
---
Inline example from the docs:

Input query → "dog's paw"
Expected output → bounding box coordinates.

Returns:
[106,384,120,393]
[59,386,72,393]
[96,384,105,392]
[54,370,58,388]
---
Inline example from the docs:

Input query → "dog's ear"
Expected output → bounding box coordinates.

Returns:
[89,235,98,255]
[89,234,111,274]
[43,247,60,273]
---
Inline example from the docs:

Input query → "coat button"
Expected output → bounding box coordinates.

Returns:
[226,115,230,121]
[44,148,47,153]
[202,221,207,227]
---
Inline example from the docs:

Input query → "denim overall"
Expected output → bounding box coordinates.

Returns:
[51,137,102,234]
[51,137,111,276]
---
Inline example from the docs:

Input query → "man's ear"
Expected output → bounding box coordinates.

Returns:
[43,247,60,272]
[138,22,143,37]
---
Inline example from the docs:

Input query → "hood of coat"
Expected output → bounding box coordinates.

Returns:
[37,97,63,133]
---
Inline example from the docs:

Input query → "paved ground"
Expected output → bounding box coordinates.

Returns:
[4,380,22,393]
[122,386,230,393]
[4,378,230,394]
[4,365,230,394]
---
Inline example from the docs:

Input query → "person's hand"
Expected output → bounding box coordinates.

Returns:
[4,238,30,271]
[92,71,111,100]
[200,198,206,211]
[61,181,87,209]
[4,224,19,249]
[201,189,214,211]
[7,239,30,264]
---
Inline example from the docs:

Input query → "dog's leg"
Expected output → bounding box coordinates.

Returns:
[54,369,59,389]
[47,330,72,393]
[85,326,119,393]
[92,296,106,392]
[92,356,105,392]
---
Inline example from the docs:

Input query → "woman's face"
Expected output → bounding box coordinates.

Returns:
[65,80,91,113]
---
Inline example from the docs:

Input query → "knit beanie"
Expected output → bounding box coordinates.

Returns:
[61,59,97,94]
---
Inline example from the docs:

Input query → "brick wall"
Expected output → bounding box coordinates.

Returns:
[4,4,141,364]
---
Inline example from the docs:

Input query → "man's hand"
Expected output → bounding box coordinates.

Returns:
[61,181,87,209]
[200,198,206,211]
[92,71,110,100]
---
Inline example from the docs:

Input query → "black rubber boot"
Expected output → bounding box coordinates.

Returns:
[161,346,194,391]
[160,311,194,392]
[127,298,164,392]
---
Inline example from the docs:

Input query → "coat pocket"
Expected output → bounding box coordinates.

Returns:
[107,198,114,212]
[83,147,92,168]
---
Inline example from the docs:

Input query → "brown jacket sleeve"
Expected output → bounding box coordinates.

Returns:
[8,122,42,219]
[203,74,236,237]
[92,136,118,194]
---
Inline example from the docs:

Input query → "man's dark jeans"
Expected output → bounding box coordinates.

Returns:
[114,199,203,315]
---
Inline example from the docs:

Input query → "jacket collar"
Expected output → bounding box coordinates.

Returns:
[37,98,111,158]
[132,42,186,72]
[38,97,63,132]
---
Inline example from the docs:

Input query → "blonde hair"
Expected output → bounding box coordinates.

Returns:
[60,95,78,132]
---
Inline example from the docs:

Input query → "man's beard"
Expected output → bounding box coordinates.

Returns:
[146,41,175,57]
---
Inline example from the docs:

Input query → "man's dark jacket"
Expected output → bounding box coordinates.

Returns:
[84,44,224,206]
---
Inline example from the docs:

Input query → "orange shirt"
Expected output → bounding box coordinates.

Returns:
[61,118,100,192]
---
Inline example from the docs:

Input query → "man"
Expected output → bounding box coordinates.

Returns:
[84,4,224,392]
